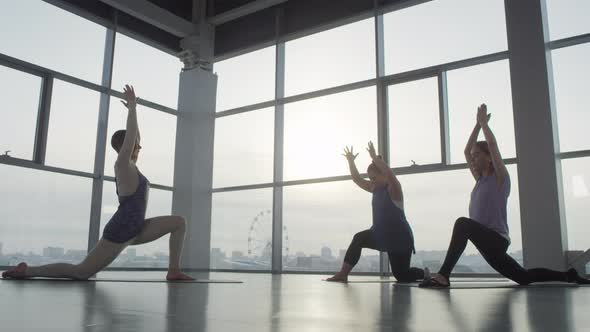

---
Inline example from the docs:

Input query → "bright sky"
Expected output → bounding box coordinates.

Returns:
[0,0,589,263]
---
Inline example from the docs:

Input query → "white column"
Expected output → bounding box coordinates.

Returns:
[172,67,217,269]
[504,0,567,270]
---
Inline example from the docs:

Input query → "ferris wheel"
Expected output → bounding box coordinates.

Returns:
[247,209,289,262]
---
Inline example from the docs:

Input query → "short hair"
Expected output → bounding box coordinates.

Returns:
[110,130,127,153]
[366,155,383,174]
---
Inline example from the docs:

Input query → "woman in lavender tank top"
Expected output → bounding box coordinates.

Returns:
[420,104,589,288]
[3,85,193,281]
[327,142,423,283]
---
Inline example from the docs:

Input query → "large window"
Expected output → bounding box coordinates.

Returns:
[45,80,100,172]
[561,158,590,251]
[383,0,507,74]
[0,65,42,160]
[283,87,378,181]
[104,98,177,186]
[213,108,274,188]
[447,60,516,164]
[210,189,273,270]
[214,47,276,111]
[0,165,91,265]
[551,43,590,153]
[0,1,106,83]
[545,0,590,41]
[388,77,441,167]
[285,18,376,96]
[100,182,172,267]
[111,33,181,109]
[283,181,376,272]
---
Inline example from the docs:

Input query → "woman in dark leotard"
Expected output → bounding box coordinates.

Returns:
[327,142,424,282]
[420,103,589,288]
[2,85,193,281]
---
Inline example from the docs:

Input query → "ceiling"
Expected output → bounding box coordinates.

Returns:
[43,0,420,61]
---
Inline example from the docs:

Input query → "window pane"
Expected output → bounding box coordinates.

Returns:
[561,157,590,250]
[546,0,590,41]
[45,80,100,172]
[284,87,377,181]
[213,108,274,188]
[112,33,181,109]
[283,181,377,272]
[0,165,91,265]
[105,98,177,186]
[400,165,522,272]
[101,181,172,268]
[211,189,273,271]
[0,1,105,83]
[0,66,41,160]
[388,77,440,167]
[447,60,516,164]
[383,0,507,74]
[285,18,376,96]
[551,44,590,153]
[214,47,275,111]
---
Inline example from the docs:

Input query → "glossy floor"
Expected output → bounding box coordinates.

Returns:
[1,272,588,332]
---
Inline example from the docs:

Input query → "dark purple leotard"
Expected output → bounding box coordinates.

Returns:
[102,168,150,243]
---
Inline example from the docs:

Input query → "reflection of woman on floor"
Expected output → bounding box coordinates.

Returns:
[327,142,424,282]
[420,104,589,288]
[2,85,193,281]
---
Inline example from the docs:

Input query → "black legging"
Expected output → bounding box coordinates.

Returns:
[439,217,570,285]
[344,229,424,282]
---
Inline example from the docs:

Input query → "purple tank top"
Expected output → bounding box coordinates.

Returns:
[469,172,510,239]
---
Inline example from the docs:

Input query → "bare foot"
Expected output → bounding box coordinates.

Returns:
[2,262,28,279]
[420,273,450,288]
[326,273,348,282]
[166,271,195,281]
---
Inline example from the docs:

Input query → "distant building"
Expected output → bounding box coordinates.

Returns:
[0,242,3,256]
[43,247,64,259]
[321,246,333,259]
[232,251,245,259]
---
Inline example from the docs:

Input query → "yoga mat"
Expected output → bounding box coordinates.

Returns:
[324,279,509,284]
[393,282,590,289]
[1,277,242,284]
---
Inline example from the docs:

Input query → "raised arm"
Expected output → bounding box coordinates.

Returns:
[343,146,374,193]
[477,104,508,186]
[366,141,403,202]
[116,85,139,166]
[465,121,482,180]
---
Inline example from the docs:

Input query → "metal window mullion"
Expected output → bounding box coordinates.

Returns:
[88,26,116,252]
[374,6,390,276]
[33,76,53,164]
[272,8,286,274]
[438,71,450,165]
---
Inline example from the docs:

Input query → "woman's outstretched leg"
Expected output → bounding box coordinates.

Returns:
[131,215,194,280]
[327,230,378,282]
[2,239,127,280]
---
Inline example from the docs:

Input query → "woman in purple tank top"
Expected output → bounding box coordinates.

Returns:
[420,104,589,288]
[3,85,194,281]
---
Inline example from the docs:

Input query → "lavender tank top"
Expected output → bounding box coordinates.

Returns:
[469,172,511,240]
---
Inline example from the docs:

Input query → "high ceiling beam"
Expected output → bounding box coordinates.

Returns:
[208,0,288,26]
[98,0,194,37]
